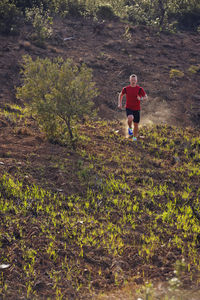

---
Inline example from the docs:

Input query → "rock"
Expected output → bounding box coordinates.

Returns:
[0,264,10,269]
[19,40,32,50]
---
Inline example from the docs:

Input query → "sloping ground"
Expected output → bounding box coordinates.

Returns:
[0,111,200,299]
[0,16,200,126]
[0,15,200,300]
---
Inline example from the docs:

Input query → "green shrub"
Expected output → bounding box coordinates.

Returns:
[126,0,200,31]
[96,4,116,20]
[169,69,184,79]
[0,0,21,34]
[25,5,53,44]
[188,65,200,74]
[16,55,98,148]
[48,0,69,17]
[126,2,151,25]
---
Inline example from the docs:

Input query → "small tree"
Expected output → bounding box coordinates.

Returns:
[25,5,53,45]
[16,55,98,148]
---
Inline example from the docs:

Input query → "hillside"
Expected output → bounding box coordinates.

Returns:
[0,15,200,299]
[0,119,200,299]
[0,16,200,126]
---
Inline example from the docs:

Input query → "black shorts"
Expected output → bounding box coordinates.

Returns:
[126,109,140,123]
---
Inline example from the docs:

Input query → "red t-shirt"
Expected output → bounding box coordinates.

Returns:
[122,85,146,111]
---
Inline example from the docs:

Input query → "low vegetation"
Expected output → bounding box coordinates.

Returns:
[0,112,200,298]
[1,0,200,35]
[169,68,184,79]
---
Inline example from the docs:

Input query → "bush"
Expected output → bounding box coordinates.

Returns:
[188,65,200,74]
[169,69,184,79]
[25,5,53,45]
[96,4,116,20]
[48,0,69,17]
[126,4,148,25]
[0,0,21,34]
[126,0,200,32]
[16,55,98,148]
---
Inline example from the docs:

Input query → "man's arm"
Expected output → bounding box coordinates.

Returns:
[118,92,124,109]
[143,94,148,101]
[137,90,148,101]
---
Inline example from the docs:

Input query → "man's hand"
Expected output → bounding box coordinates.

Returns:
[137,95,148,101]
[118,92,124,109]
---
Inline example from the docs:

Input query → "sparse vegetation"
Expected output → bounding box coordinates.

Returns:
[169,68,184,79]
[0,118,200,299]
[188,65,200,74]
[1,0,200,33]
[25,5,53,45]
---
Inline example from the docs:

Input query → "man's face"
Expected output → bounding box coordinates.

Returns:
[130,76,137,86]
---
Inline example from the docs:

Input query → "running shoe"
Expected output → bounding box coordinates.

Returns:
[128,127,133,136]
[132,136,137,141]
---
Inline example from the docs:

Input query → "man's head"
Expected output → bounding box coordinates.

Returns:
[129,74,137,86]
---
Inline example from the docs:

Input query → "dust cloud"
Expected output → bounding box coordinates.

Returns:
[118,97,176,137]
[140,97,175,126]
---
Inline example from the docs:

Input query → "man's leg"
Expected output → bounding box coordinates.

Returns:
[126,109,134,136]
[127,115,134,136]
[133,122,139,137]
[127,115,134,128]
[133,111,140,138]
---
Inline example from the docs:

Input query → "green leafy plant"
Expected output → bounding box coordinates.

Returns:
[169,68,184,79]
[188,65,200,74]
[25,4,53,45]
[123,25,132,42]
[126,0,200,31]
[16,55,98,148]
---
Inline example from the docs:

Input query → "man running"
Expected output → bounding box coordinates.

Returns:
[118,74,148,141]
